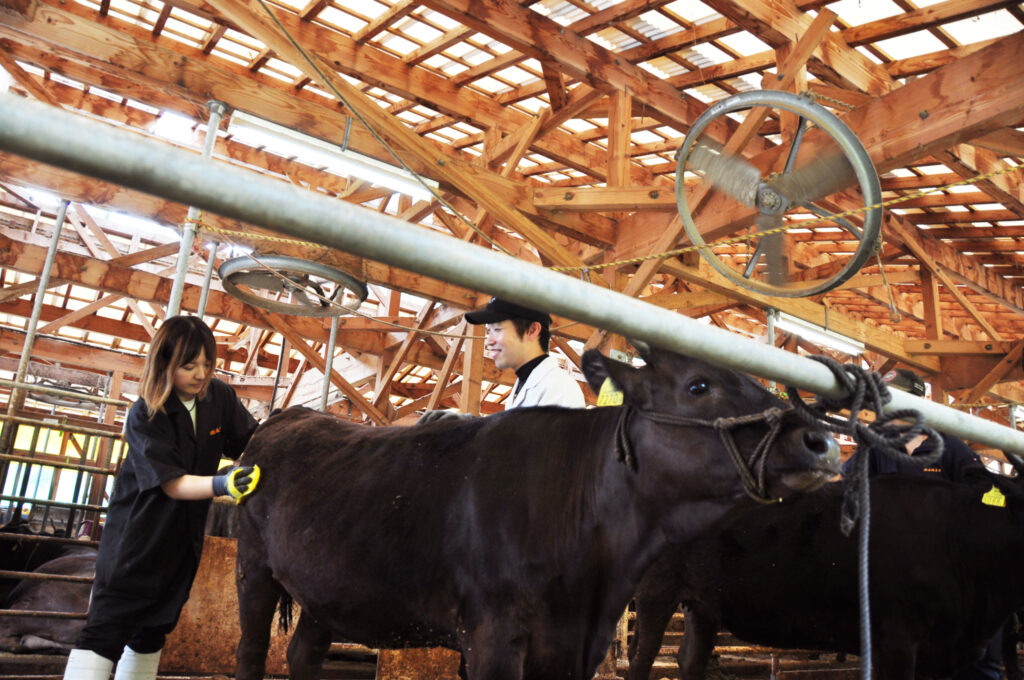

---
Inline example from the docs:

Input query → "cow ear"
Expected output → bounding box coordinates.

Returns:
[1006,452,1024,478]
[582,350,647,405]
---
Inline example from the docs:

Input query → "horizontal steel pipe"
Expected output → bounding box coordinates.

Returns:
[0,453,115,476]
[0,379,129,407]
[0,415,122,439]
[0,570,94,584]
[0,93,1022,453]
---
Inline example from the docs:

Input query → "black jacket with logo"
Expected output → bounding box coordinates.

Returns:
[93,378,257,624]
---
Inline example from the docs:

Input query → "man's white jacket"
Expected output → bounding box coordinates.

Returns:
[507,355,586,410]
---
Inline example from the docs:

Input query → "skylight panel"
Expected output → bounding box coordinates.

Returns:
[592,27,641,51]
[265,58,302,79]
[49,72,85,91]
[636,10,682,39]
[631,129,664,145]
[828,0,901,24]
[688,42,731,66]
[402,19,442,44]
[469,77,507,94]
[334,0,387,16]
[317,6,363,32]
[420,8,459,31]
[494,65,534,85]
[663,0,716,24]
[715,32,771,57]
[165,16,206,42]
[444,41,474,59]
[516,98,544,114]
[943,10,1021,45]
[151,111,197,145]
[561,119,595,133]
[441,61,468,76]
[378,33,419,56]
[422,54,449,70]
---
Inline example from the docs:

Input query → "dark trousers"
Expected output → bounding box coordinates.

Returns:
[75,590,182,662]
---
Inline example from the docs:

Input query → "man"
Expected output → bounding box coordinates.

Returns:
[845,368,1000,680]
[848,369,988,484]
[464,297,585,410]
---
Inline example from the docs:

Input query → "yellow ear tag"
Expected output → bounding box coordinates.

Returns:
[982,485,1006,508]
[597,377,624,406]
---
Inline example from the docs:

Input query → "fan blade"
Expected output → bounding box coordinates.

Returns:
[769,151,857,205]
[686,140,762,208]
[230,272,290,293]
[756,214,787,287]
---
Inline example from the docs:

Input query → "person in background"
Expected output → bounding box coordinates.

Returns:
[846,368,1000,680]
[464,297,585,410]
[63,316,262,680]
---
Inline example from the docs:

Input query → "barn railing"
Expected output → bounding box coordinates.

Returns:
[0,92,1020,454]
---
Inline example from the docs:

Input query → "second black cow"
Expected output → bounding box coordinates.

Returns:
[629,472,1024,680]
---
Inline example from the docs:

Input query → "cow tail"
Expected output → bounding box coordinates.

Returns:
[277,591,294,633]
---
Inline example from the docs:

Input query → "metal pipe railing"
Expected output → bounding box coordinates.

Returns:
[0,453,115,476]
[0,201,68,465]
[167,100,228,317]
[1,93,1023,452]
[0,379,130,408]
[0,415,122,439]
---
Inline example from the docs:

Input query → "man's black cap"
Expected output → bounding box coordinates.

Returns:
[464,297,552,326]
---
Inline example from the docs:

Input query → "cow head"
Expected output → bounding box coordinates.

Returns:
[581,345,839,515]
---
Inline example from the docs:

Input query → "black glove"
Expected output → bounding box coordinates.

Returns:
[416,410,474,425]
[213,464,261,504]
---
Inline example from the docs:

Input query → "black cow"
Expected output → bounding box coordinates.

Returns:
[234,347,839,680]
[0,549,96,653]
[628,472,1024,680]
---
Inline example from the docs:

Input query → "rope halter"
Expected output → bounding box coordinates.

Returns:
[614,404,791,504]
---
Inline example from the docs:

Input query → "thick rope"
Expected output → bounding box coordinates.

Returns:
[784,356,943,680]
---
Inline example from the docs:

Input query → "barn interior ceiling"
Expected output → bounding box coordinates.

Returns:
[0,0,1021,439]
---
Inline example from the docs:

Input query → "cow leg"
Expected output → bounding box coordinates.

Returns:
[461,620,527,680]
[629,599,679,680]
[677,607,718,680]
[286,611,333,680]
[235,542,283,680]
[1004,619,1022,680]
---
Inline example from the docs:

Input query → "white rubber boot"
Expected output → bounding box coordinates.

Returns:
[63,648,114,680]
[112,647,161,680]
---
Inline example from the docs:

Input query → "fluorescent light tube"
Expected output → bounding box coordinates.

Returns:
[774,313,865,355]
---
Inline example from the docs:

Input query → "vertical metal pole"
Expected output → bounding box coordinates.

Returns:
[269,341,287,413]
[320,316,339,411]
[0,200,68,466]
[766,308,778,392]
[196,242,218,318]
[167,101,228,317]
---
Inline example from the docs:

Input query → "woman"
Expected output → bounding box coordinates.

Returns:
[63,315,261,680]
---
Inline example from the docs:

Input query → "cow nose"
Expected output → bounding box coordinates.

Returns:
[802,430,835,456]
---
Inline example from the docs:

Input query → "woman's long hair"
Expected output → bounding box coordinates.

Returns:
[138,315,217,418]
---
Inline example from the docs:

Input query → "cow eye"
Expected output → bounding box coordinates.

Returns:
[687,380,709,396]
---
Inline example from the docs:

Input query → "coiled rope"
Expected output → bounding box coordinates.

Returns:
[785,356,943,680]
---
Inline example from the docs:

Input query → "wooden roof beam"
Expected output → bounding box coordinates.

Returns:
[3,0,626,188]
[419,0,745,146]
[0,48,61,106]
[207,0,599,275]
[693,32,1024,245]
[0,60,616,245]
[938,144,1024,219]
[352,0,415,44]
[841,0,1018,47]
[706,0,896,95]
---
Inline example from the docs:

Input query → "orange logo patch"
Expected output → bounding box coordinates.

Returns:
[209,426,222,436]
